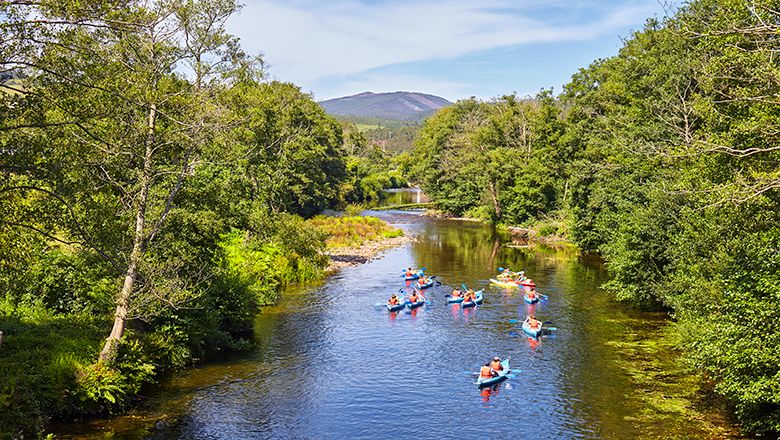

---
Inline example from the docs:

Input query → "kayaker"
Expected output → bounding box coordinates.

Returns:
[387,295,399,306]
[489,356,503,372]
[518,271,526,281]
[451,288,462,298]
[525,315,541,330]
[418,275,427,285]
[409,291,419,303]
[465,289,475,302]
[526,287,537,299]
[480,363,495,379]
[405,268,413,277]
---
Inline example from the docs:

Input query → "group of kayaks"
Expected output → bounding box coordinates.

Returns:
[389,266,551,388]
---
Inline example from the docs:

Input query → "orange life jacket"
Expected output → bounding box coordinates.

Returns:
[528,290,536,298]
[406,270,413,277]
[452,291,461,298]
[389,297,398,305]
[480,366,493,378]
[529,319,540,329]
[490,360,502,371]
[410,294,418,302]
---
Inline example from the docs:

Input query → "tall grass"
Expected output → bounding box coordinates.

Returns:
[308,215,403,249]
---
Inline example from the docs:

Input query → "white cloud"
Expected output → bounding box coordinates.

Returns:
[228,0,659,96]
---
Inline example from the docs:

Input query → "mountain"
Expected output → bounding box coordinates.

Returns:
[319,91,452,121]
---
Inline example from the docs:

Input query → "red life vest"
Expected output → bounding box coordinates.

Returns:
[480,366,493,378]
[389,297,398,305]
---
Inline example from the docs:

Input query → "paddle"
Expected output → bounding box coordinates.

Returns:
[414,287,431,305]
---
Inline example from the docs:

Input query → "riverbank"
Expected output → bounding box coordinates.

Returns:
[325,233,415,274]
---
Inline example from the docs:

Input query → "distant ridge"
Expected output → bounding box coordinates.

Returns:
[319,91,452,121]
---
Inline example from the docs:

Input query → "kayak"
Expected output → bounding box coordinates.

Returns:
[519,279,535,287]
[524,293,539,304]
[462,290,484,308]
[476,358,510,388]
[415,279,435,289]
[403,272,422,281]
[387,302,405,312]
[447,295,465,304]
[522,319,543,337]
[407,299,425,309]
[490,278,520,288]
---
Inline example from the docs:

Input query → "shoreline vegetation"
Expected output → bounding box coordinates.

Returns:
[307,214,412,274]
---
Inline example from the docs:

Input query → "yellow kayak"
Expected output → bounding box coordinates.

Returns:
[489,278,521,288]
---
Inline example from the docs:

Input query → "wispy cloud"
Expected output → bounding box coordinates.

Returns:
[228,0,662,98]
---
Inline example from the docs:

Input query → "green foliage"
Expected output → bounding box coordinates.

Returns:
[409,94,567,224]
[308,215,403,249]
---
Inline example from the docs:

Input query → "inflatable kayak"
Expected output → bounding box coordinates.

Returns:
[524,293,539,304]
[407,299,425,309]
[403,272,422,281]
[476,358,510,388]
[462,290,484,308]
[447,295,465,304]
[490,278,520,288]
[387,302,405,312]
[415,279,435,289]
[522,320,543,337]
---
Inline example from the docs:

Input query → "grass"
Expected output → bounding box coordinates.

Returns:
[0,304,106,439]
[308,215,403,249]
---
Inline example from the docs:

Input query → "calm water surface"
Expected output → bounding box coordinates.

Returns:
[53,198,742,439]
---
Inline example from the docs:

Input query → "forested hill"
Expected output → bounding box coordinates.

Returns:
[320,91,452,120]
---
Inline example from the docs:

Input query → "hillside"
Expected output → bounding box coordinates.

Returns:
[320,91,452,121]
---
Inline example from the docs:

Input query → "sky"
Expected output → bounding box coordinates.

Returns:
[227,0,677,102]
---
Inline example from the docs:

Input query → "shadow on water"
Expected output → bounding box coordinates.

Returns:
[51,197,745,439]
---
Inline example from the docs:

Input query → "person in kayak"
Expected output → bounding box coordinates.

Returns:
[525,315,541,330]
[387,294,400,306]
[409,291,419,303]
[490,356,503,372]
[518,271,526,281]
[405,268,413,277]
[465,289,477,302]
[526,287,537,299]
[451,288,462,298]
[480,363,496,379]
[418,275,427,285]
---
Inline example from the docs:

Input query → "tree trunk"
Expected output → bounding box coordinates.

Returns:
[99,103,156,362]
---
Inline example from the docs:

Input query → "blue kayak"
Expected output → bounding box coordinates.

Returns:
[476,358,510,388]
[522,319,543,337]
[407,299,425,309]
[387,302,405,312]
[415,279,435,289]
[462,290,484,308]
[447,295,465,304]
[402,270,424,281]
[524,293,539,304]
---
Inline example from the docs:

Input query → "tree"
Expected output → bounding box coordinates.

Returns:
[0,0,256,361]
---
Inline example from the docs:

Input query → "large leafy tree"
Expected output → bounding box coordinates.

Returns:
[0,0,257,361]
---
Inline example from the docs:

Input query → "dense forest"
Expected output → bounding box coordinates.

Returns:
[0,0,402,437]
[408,0,780,435]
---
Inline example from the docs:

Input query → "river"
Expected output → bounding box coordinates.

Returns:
[52,194,743,439]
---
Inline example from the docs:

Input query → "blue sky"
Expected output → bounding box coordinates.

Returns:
[228,0,677,101]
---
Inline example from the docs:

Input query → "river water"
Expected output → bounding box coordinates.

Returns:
[53,195,743,439]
